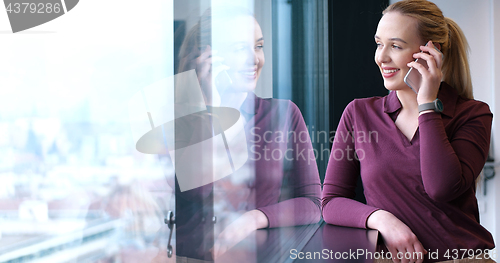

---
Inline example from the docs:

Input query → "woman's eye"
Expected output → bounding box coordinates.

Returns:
[376,43,382,48]
[256,45,264,50]
[232,44,246,51]
[392,44,401,49]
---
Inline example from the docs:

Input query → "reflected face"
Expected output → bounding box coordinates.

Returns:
[374,12,423,91]
[213,16,265,93]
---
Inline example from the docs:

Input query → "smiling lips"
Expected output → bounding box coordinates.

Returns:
[381,67,400,78]
[239,69,257,80]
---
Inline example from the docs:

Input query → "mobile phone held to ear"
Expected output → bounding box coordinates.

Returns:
[404,42,430,94]
[404,43,443,94]
[213,61,233,89]
[199,46,233,90]
[404,58,428,94]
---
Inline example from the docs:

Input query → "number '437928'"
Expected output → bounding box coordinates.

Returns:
[6,3,61,14]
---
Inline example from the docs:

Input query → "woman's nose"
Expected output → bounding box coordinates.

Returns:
[253,51,260,65]
[244,49,259,65]
[376,48,390,64]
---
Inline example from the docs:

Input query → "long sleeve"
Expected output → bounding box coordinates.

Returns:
[321,101,379,229]
[257,102,322,228]
[321,89,495,254]
[419,102,493,202]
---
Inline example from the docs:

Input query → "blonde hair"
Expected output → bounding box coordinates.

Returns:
[384,0,473,99]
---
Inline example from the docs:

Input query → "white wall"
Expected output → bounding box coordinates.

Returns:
[390,0,499,246]
[492,0,500,247]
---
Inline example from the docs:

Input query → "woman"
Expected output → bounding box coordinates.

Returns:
[322,1,495,262]
[172,6,321,261]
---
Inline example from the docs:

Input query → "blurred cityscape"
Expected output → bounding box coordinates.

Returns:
[0,101,175,262]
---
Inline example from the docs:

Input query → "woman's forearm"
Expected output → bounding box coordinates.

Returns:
[248,209,269,229]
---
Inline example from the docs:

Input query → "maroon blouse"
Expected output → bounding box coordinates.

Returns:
[241,92,322,227]
[322,82,495,261]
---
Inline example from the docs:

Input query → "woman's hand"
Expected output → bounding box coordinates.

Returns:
[212,209,269,259]
[407,41,444,106]
[179,45,229,106]
[367,210,427,263]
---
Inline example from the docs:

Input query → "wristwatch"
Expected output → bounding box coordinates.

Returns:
[418,99,444,113]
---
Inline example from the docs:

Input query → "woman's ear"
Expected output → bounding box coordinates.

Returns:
[434,42,442,51]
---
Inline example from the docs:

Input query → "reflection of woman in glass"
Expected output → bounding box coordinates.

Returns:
[173,6,321,260]
[322,1,494,262]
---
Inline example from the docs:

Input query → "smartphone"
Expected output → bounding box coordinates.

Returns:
[213,61,233,89]
[404,58,428,94]
[198,46,233,90]
[404,43,444,93]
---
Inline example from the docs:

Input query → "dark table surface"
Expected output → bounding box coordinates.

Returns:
[296,221,379,262]
[215,220,379,263]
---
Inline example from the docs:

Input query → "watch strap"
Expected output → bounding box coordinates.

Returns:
[418,102,436,112]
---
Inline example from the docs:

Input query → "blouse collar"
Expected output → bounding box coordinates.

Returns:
[383,82,458,118]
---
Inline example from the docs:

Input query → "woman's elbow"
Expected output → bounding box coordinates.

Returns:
[425,187,458,202]
[309,198,322,224]
[310,210,322,224]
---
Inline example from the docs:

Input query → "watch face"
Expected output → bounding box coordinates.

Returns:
[436,99,444,112]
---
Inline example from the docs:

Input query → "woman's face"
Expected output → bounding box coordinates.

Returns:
[213,15,265,93]
[374,12,424,91]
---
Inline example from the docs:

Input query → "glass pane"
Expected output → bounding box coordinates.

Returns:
[0,0,175,262]
[172,0,327,262]
[1,0,328,262]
